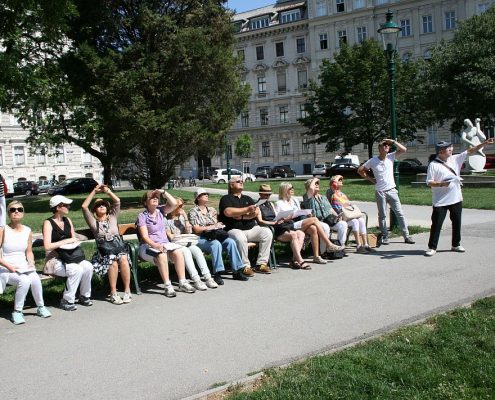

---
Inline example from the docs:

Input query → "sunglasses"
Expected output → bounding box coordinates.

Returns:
[235,180,243,183]
[288,186,294,190]
[58,203,70,209]
[315,181,320,185]
[9,207,24,213]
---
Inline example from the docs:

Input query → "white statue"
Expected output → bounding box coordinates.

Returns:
[461,118,487,171]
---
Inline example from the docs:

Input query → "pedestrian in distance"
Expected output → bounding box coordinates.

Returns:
[424,138,495,256]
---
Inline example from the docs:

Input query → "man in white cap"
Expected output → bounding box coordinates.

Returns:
[425,137,494,256]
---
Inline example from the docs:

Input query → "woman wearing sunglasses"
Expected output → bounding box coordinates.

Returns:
[42,195,94,311]
[82,184,132,304]
[0,201,52,324]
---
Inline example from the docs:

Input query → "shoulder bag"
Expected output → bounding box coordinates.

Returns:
[57,246,86,264]
[201,229,229,243]
[171,234,199,247]
[95,220,127,256]
[342,204,363,221]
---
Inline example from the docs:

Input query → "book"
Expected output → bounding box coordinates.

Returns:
[274,209,311,222]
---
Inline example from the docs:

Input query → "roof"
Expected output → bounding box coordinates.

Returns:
[233,0,306,22]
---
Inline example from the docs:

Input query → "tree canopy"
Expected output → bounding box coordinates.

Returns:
[299,39,431,158]
[425,6,495,133]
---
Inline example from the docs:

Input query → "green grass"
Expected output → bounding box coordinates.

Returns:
[224,296,495,399]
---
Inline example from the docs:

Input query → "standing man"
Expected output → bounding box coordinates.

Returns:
[424,138,494,256]
[219,177,273,275]
[358,138,415,244]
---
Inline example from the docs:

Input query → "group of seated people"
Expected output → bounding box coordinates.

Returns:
[0,175,369,325]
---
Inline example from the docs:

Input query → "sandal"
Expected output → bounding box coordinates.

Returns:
[299,262,312,270]
[312,256,327,264]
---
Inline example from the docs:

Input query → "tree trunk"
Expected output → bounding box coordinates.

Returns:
[101,159,113,186]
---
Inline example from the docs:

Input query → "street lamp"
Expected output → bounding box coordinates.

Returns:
[225,131,231,181]
[378,10,401,229]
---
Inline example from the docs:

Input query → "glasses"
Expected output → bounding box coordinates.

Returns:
[9,207,24,213]
[235,180,243,183]
[315,181,320,185]
[288,186,294,190]
[58,203,70,209]
[338,178,343,182]
[96,203,107,208]
[178,204,184,208]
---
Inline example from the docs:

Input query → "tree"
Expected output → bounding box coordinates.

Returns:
[0,0,249,187]
[425,6,495,133]
[235,133,253,158]
[299,40,432,159]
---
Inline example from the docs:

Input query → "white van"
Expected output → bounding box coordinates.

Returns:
[334,154,360,166]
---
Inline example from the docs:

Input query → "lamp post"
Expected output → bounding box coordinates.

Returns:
[225,132,231,181]
[378,10,402,229]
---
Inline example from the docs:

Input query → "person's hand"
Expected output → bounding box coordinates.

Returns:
[485,138,495,145]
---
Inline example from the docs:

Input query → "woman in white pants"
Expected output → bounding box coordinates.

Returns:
[42,195,93,311]
[0,201,52,324]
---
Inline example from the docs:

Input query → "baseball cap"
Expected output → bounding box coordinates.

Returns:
[49,195,73,208]
[435,141,452,153]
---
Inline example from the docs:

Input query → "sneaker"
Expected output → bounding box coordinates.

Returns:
[312,256,327,264]
[205,277,218,289]
[11,311,25,325]
[110,293,123,305]
[425,249,437,257]
[79,296,93,307]
[356,246,368,254]
[233,271,249,281]
[213,273,224,286]
[60,298,77,311]
[164,285,177,298]
[178,281,196,293]
[404,236,416,244]
[381,237,390,245]
[37,306,52,318]
[123,292,132,303]
[254,264,271,274]
[242,266,255,277]
[451,246,466,253]
[192,279,208,291]
[364,245,375,252]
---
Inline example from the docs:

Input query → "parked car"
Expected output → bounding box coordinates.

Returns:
[198,166,220,180]
[48,177,98,195]
[398,160,427,174]
[38,179,58,193]
[270,165,296,178]
[211,169,256,184]
[6,181,39,197]
[312,163,328,176]
[325,159,360,177]
[255,166,271,179]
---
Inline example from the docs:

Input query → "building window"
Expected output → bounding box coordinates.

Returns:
[319,33,328,50]
[281,139,291,155]
[423,49,432,60]
[241,111,249,127]
[450,132,461,145]
[82,151,92,164]
[357,26,367,43]
[262,141,271,157]
[375,0,390,4]
[422,15,433,33]
[14,146,26,166]
[401,52,412,63]
[316,0,327,16]
[250,17,269,30]
[299,103,309,118]
[336,0,345,13]
[35,149,46,165]
[445,11,456,30]
[298,70,308,89]
[281,9,301,23]
[260,108,269,126]
[353,0,365,9]
[302,138,311,153]
[0,148,3,166]
[237,49,245,62]
[256,45,264,60]
[257,76,267,94]
[277,70,287,92]
[279,105,289,124]
[427,126,438,145]
[400,19,412,37]
[56,146,65,164]
[337,30,347,46]
[478,2,490,14]
[275,42,284,57]
[296,37,306,53]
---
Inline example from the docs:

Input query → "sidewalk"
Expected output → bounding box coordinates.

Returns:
[1,188,495,400]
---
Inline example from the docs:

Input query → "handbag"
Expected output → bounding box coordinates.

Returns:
[321,214,338,227]
[171,234,199,247]
[201,228,229,242]
[97,235,127,256]
[57,246,86,264]
[342,204,363,221]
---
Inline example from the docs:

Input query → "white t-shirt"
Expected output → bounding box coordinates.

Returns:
[426,151,467,207]
[363,152,396,192]
[275,198,303,230]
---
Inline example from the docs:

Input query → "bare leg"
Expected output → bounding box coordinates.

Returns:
[118,256,131,293]
[353,231,362,247]
[301,217,341,251]
[155,253,170,283]
[169,249,186,281]
[107,261,119,294]
[303,225,320,257]
[277,231,304,264]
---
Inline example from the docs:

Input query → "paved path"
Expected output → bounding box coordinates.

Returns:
[2,191,495,400]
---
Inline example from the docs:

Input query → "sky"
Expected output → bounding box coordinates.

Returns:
[226,0,274,14]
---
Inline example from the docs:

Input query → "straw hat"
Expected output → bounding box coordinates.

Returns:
[258,184,272,194]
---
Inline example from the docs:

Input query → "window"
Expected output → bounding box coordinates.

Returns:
[299,103,308,118]
[319,33,328,50]
[281,139,291,155]
[400,19,412,37]
[237,49,245,62]
[82,151,92,164]
[279,105,289,124]
[260,108,269,126]
[337,30,347,46]
[297,70,308,89]
[422,15,433,33]
[353,0,365,9]
[277,70,287,92]
[281,9,301,23]
[357,26,367,43]
[0,148,3,166]
[336,0,345,13]
[445,11,456,30]
[427,126,438,145]
[55,146,65,164]
[262,141,271,157]
[241,111,249,127]
[275,42,284,57]
[478,2,490,14]
[296,37,306,53]
[375,0,389,4]
[35,149,46,165]
[450,132,461,145]
[401,52,412,63]
[316,0,327,16]
[423,49,432,60]
[257,76,267,94]
[250,17,269,30]
[256,45,264,60]
[14,146,26,165]
[485,126,494,139]
[302,138,311,154]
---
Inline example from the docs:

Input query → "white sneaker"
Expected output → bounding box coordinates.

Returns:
[205,277,218,289]
[164,285,177,298]
[192,279,208,291]
[451,246,466,252]
[123,292,132,304]
[178,281,196,293]
[425,249,436,257]
[110,293,123,305]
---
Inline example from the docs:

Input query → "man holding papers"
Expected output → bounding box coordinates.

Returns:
[425,138,494,256]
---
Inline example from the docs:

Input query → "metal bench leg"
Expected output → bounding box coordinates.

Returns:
[127,243,141,295]
[269,245,277,269]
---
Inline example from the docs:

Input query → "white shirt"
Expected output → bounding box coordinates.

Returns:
[363,152,396,192]
[426,151,467,207]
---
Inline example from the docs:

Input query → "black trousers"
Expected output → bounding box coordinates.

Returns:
[427,201,462,250]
